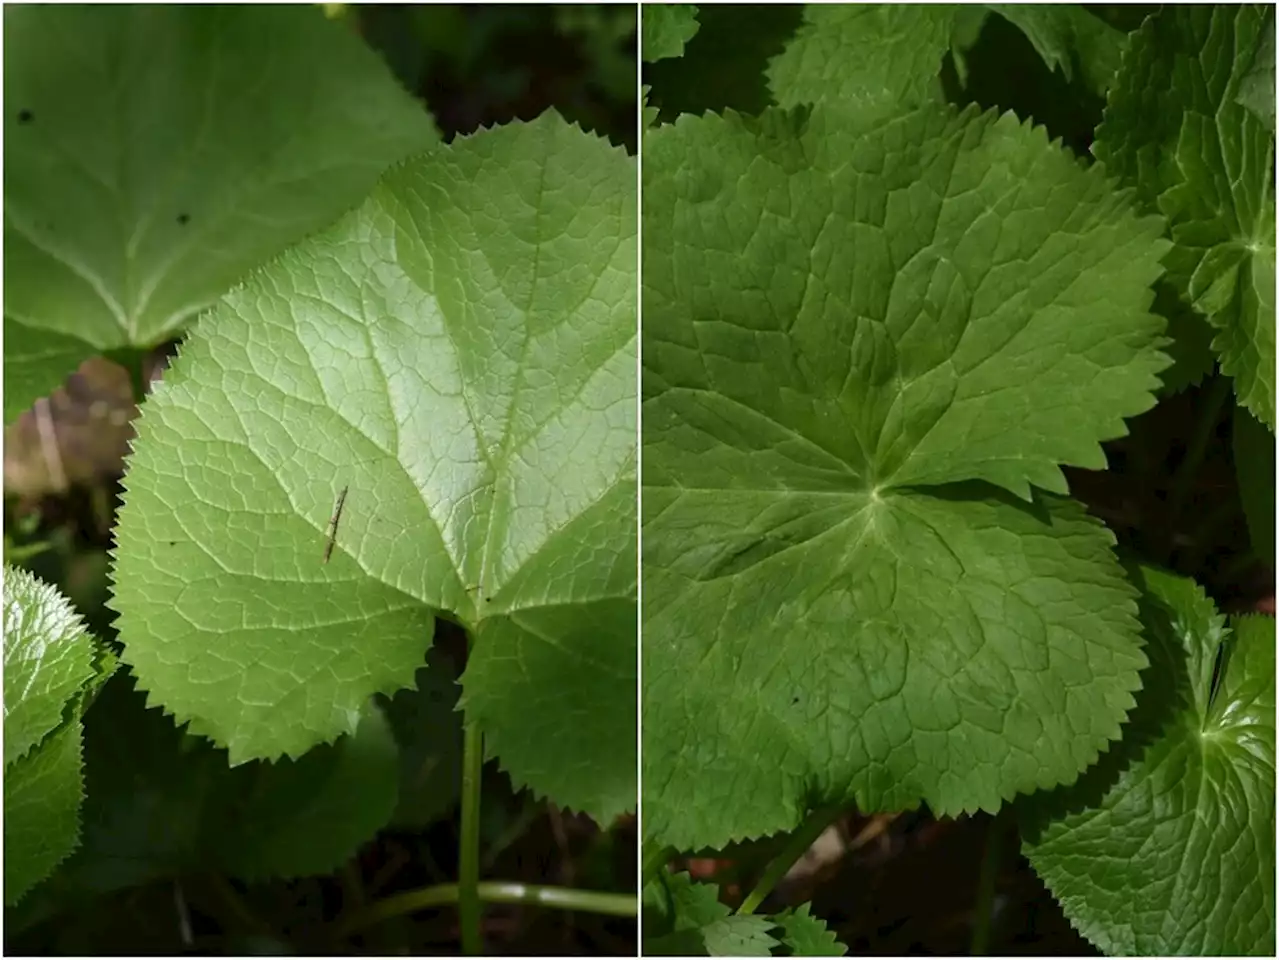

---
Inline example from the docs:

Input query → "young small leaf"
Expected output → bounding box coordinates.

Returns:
[773,903,848,956]
[643,870,778,957]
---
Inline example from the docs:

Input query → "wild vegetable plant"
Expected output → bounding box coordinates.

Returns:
[4,5,637,951]
[641,4,1274,955]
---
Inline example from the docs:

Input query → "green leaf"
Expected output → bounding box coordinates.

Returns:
[4,717,85,907]
[1022,568,1276,956]
[643,86,660,130]
[988,5,1126,98]
[462,591,638,821]
[947,6,991,89]
[109,112,637,823]
[773,903,848,956]
[643,4,700,63]
[644,5,804,124]
[1237,9,1276,131]
[3,4,435,419]
[383,648,464,829]
[643,871,778,956]
[1233,405,1276,563]
[57,674,222,896]
[1,322,98,424]
[48,672,399,892]
[1153,280,1217,394]
[1096,4,1277,428]
[209,700,399,881]
[768,4,956,114]
[3,565,98,767]
[643,104,1166,849]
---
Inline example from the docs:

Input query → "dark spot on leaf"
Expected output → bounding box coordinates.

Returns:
[176,213,190,226]
[17,109,33,125]
[791,696,800,705]
[168,541,176,546]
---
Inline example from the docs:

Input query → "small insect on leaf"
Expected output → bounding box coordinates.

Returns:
[324,485,349,564]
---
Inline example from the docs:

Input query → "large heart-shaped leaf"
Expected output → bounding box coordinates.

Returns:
[642,103,1168,849]
[109,112,637,823]
[3,4,435,420]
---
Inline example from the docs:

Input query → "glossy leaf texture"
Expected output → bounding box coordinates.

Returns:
[2,566,114,906]
[1096,4,1277,429]
[4,566,98,766]
[1022,567,1275,956]
[108,112,637,823]
[642,103,1169,850]
[3,4,435,421]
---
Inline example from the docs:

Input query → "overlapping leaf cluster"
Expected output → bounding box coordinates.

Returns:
[641,4,1274,955]
[643,871,845,956]
[7,2,639,913]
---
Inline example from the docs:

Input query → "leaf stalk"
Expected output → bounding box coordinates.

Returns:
[459,719,484,954]
[331,881,637,941]
[736,805,844,916]
[1166,374,1232,551]
[970,811,1007,955]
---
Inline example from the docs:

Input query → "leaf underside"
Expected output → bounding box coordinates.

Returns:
[109,112,637,823]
